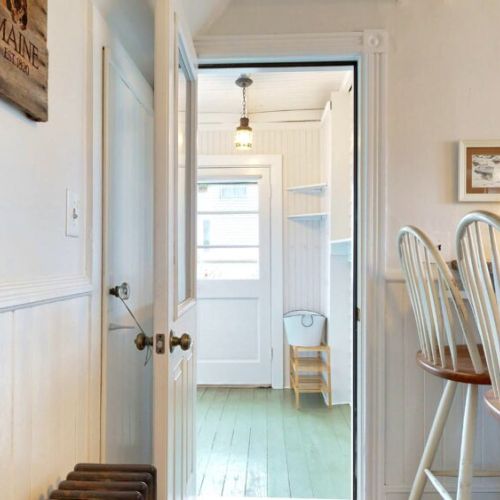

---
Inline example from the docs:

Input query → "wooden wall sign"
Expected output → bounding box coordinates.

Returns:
[0,0,48,121]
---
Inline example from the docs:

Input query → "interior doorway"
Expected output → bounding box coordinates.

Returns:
[195,63,357,500]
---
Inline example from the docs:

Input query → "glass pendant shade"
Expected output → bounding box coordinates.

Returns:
[235,117,253,151]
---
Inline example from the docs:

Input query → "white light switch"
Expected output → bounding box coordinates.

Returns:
[66,189,80,238]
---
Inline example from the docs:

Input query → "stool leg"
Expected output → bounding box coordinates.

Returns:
[409,380,457,500]
[457,384,478,500]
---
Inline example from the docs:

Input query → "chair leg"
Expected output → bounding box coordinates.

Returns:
[457,384,478,500]
[409,380,458,500]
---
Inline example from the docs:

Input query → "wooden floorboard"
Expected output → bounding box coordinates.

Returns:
[266,390,291,498]
[223,388,253,497]
[197,387,351,499]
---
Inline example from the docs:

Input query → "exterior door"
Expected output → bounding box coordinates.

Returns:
[102,46,154,463]
[197,167,272,386]
[153,3,198,500]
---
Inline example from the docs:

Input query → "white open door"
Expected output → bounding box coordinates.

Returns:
[153,2,198,500]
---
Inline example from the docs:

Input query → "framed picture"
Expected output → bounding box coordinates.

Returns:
[459,140,500,202]
[0,0,48,121]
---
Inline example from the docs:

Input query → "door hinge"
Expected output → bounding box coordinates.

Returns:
[271,347,274,360]
[355,307,361,322]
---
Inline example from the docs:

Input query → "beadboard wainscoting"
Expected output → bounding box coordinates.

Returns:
[384,276,500,498]
[0,294,100,499]
[198,126,325,314]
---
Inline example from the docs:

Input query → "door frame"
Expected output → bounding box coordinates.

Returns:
[198,154,284,388]
[192,32,388,499]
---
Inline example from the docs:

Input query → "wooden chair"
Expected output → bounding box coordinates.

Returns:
[398,225,490,500]
[456,211,500,420]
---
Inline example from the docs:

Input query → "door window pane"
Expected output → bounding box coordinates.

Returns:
[197,180,260,280]
[176,52,192,304]
[197,247,259,280]
[198,182,258,212]
[197,213,259,247]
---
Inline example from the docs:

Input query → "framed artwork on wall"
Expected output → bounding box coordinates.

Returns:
[0,0,48,121]
[459,140,500,202]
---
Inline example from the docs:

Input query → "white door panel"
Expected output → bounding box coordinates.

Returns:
[102,47,154,463]
[197,168,272,386]
[153,6,197,500]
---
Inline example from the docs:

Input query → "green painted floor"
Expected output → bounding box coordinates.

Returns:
[197,387,352,499]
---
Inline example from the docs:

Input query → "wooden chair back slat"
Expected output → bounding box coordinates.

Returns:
[399,225,484,373]
[457,211,500,397]
[400,235,429,358]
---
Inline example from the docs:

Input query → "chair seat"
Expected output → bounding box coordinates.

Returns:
[416,344,490,385]
[484,389,500,419]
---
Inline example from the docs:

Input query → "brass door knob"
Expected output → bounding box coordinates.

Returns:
[169,331,192,352]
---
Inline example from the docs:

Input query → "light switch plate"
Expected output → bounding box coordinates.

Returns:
[66,189,80,238]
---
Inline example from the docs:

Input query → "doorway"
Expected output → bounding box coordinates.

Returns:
[195,64,357,500]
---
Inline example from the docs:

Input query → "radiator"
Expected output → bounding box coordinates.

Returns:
[49,464,156,500]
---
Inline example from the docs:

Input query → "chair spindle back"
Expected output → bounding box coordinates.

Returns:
[456,211,500,398]
[398,226,483,372]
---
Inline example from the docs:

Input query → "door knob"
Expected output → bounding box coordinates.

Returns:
[169,331,192,352]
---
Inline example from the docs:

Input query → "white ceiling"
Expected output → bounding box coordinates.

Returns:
[93,0,155,83]
[179,0,233,35]
[93,0,232,85]
[198,69,352,114]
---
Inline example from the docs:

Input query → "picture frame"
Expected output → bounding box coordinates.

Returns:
[459,140,500,202]
[0,0,48,121]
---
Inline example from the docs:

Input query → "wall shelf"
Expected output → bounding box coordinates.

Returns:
[331,238,353,257]
[288,212,328,221]
[286,183,327,193]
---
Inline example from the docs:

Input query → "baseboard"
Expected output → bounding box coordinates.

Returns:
[385,480,500,496]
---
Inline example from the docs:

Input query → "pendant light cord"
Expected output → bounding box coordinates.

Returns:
[242,86,247,118]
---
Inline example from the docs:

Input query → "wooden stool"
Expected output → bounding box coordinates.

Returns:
[457,211,500,421]
[399,225,493,499]
[289,344,332,408]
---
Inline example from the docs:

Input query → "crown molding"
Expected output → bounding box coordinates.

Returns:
[195,30,387,63]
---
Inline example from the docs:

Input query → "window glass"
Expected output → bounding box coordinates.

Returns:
[197,213,259,247]
[197,247,259,280]
[198,182,258,212]
[176,54,192,304]
[197,181,260,280]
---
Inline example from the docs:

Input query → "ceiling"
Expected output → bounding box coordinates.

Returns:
[198,69,352,114]
[93,0,231,85]
[93,0,155,83]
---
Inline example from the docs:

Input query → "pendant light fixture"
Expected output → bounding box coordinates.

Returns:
[234,74,253,151]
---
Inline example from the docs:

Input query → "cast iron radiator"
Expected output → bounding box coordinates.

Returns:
[49,464,156,500]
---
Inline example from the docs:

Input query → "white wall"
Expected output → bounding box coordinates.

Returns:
[0,1,101,498]
[0,1,88,283]
[203,1,500,497]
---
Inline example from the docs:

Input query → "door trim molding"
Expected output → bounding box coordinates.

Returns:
[198,154,284,389]
[195,31,388,498]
